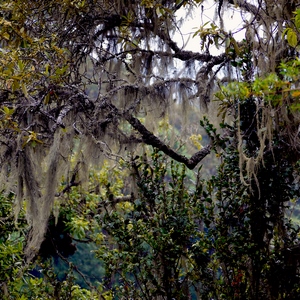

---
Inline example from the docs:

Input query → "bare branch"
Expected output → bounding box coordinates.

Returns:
[124,113,211,169]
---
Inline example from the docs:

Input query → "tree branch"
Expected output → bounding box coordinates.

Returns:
[101,47,215,63]
[124,113,211,169]
[228,0,265,21]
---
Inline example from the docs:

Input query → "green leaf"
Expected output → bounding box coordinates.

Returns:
[231,38,240,55]
[287,29,298,47]
[2,32,10,40]
[225,37,231,49]
[44,93,50,104]
[294,9,300,29]
[21,82,28,98]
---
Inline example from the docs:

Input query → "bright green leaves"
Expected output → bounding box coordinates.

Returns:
[282,27,298,48]
[282,9,300,48]
[215,70,300,111]
[279,57,300,81]
[288,8,300,48]
[278,58,300,110]
[252,73,290,103]
[287,28,297,47]
[216,81,250,102]
[90,160,126,198]
[67,216,90,239]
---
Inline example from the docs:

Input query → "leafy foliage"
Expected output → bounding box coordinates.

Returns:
[93,151,212,299]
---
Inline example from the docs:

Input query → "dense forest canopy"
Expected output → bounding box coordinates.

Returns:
[1,0,300,299]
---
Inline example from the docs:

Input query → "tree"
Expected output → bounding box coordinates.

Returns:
[0,0,213,262]
[1,0,300,298]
